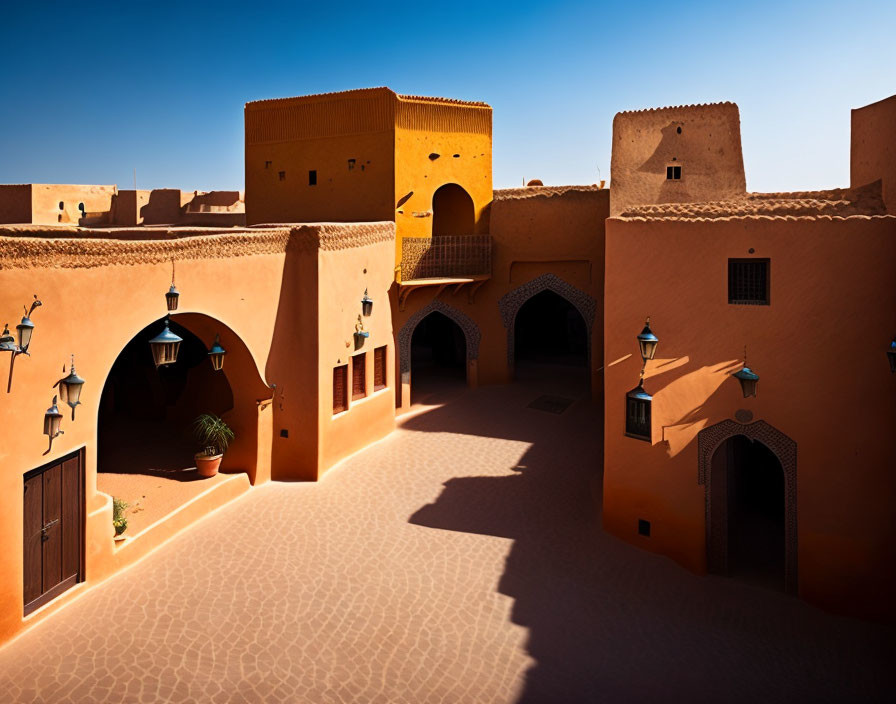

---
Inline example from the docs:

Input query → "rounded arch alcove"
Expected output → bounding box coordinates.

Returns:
[431,183,475,236]
[96,312,272,531]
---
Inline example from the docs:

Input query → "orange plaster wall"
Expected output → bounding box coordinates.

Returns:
[29,184,118,225]
[317,239,396,475]
[394,98,492,268]
[610,103,746,216]
[851,95,896,214]
[602,215,896,622]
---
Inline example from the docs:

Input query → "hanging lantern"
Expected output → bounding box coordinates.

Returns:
[637,317,658,362]
[0,323,15,353]
[16,313,35,353]
[43,395,64,451]
[165,284,180,311]
[55,355,86,419]
[361,289,373,317]
[733,365,759,398]
[208,334,227,371]
[148,318,183,368]
[887,337,896,373]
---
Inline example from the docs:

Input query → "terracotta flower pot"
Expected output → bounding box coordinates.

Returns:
[195,453,223,478]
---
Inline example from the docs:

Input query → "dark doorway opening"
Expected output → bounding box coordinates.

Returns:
[410,312,466,404]
[711,435,785,590]
[99,318,233,481]
[513,290,588,388]
[432,183,474,236]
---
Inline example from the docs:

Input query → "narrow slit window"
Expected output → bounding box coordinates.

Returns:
[278,171,286,181]
[352,354,366,401]
[373,346,387,391]
[309,170,317,186]
[666,165,682,180]
[265,160,272,169]
[728,259,770,305]
[333,365,348,414]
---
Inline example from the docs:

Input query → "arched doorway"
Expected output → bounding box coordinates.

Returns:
[97,313,271,534]
[410,311,467,404]
[513,289,588,386]
[698,419,798,594]
[710,436,785,589]
[432,184,474,236]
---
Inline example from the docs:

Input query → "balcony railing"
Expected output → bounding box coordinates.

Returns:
[400,235,492,281]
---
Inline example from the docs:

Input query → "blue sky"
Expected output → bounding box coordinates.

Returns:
[1,1,893,192]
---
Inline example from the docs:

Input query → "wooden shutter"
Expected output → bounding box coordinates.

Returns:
[374,346,387,391]
[352,354,366,401]
[333,365,348,413]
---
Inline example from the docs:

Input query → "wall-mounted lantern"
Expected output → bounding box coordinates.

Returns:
[3,295,42,393]
[166,261,179,311]
[43,395,64,453]
[887,337,896,373]
[637,317,658,363]
[148,317,183,368]
[354,315,370,350]
[55,355,85,420]
[625,382,652,441]
[361,289,373,317]
[733,348,759,398]
[208,334,226,371]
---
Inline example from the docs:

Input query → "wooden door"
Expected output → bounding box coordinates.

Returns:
[23,451,83,615]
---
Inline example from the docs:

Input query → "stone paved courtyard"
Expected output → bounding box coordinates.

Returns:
[1,381,893,703]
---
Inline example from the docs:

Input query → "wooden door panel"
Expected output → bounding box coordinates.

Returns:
[61,457,81,581]
[41,465,62,591]
[22,475,44,605]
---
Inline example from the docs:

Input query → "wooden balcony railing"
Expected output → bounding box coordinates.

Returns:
[400,235,492,281]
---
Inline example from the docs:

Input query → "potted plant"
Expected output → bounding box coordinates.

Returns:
[112,497,129,541]
[193,413,234,477]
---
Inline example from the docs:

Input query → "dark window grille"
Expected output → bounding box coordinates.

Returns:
[728,259,770,305]
[666,165,682,180]
[333,365,348,414]
[352,354,366,401]
[625,395,651,441]
[373,346,387,391]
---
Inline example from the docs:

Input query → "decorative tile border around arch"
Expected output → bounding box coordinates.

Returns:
[697,419,798,594]
[497,273,596,367]
[397,299,482,375]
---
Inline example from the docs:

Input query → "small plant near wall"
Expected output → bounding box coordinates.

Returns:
[193,413,234,478]
[112,497,129,539]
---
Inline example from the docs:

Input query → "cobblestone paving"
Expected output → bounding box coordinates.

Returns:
[1,382,894,703]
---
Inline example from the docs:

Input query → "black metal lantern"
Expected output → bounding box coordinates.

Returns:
[361,289,373,317]
[0,324,15,353]
[43,395,64,452]
[208,334,226,371]
[16,314,35,352]
[637,317,658,363]
[148,317,183,368]
[165,284,180,311]
[55,355,86,420]
[887,337,896,373]
[733,365,759,398]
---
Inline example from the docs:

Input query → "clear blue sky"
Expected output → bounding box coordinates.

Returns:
[1,1,893,192]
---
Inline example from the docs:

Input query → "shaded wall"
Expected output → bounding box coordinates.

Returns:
[0,185,31,224]
[602,215,896,622]
[851,94,896,214]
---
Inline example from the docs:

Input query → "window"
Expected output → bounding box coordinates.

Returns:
[666,165,682,180]
[348,159,356,171]
[265,160,272,169]
[58,201,64,210]
[638,519,651,537]
[625,385,651,441]
[278,171,286,181]
[352,353,366,401]
[333,365,348,414]
[308,170,317,186]
[728,259,770,305]
[373,346,387,391]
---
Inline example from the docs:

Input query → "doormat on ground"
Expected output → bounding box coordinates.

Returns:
[527,395,575,414]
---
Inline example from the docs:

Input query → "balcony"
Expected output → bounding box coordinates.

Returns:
[397,235,492,309]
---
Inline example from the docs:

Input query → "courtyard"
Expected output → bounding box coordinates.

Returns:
[0,380,893,703]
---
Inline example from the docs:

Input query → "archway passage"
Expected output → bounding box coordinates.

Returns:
[513,289,588,389]
[410,311,467,404]
[710,436,785,590]
[432,184,474,236]
[97,315,265,534]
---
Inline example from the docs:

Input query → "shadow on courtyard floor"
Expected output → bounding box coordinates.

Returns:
[405,382,896,703]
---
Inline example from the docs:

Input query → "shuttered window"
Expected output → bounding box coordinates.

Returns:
[374,346,387,391]
[352,354,366,401]
[333,365,348,414]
